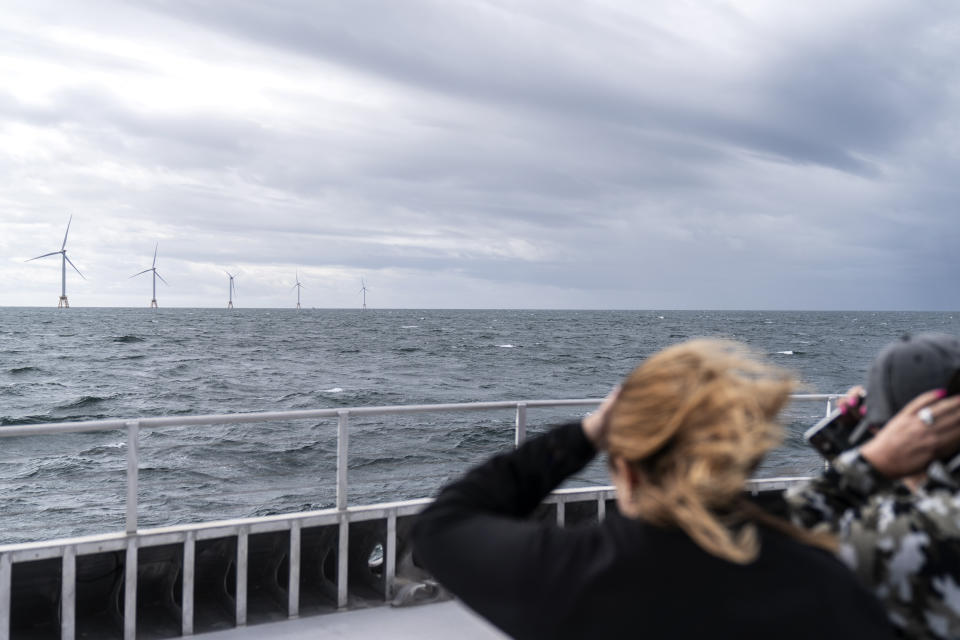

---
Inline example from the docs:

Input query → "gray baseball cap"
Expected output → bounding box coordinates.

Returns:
[863,333,960,427]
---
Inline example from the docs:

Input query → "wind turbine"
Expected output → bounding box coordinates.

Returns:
[225,271,237,309]
[360,278,369,310]
[130,243,168,308]
[26,215,85,308]
[292,271,304,310]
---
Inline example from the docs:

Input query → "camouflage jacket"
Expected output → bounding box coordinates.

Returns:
[786,449,960,639]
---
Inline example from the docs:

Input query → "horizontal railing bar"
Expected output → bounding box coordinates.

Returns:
[746,476,811,485]
[0,394,841,438]
[791,394,846,400]
[0,478,814,558]
[0,400,596,437]
[550,487,617,496]
[0,498,430,555]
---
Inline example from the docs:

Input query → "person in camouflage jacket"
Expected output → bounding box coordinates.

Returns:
[787,334,960,639]
[787,445,960,639]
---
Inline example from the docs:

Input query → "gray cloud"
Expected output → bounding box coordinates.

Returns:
[1,0,958,309]
[136,1,949,172]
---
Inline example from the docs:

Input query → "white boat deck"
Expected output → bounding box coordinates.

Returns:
[199,600,506,640]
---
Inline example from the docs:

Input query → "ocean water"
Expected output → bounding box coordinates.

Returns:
[1,307,958,544]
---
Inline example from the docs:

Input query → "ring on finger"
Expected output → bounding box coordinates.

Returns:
[919,407,936,427]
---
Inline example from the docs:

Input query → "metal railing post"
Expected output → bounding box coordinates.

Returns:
[124,540,137,640]
[125,421,140,534]
[236,528,248,627]
[288,522,301,619]
[385,511,397,600]
[336,411,349,511]
[0,553,9,640]
[336,410,351,610]
[337,516,349,610]
[823,397,835,471]
[182,532,195,636]
[515,403,527,447]
[61,546,76,640]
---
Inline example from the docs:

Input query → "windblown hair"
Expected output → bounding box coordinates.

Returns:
[607,339,834,563]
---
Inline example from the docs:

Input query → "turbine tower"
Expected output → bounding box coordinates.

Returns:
[226,271,237,309]
[26,215,85,308]
[292,271,304,310]
[130,243,168,308]
[360,278,369,310]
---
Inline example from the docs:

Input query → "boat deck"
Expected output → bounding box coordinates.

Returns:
[200,600,505,639]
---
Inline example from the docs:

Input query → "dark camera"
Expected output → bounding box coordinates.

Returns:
[807,371,960,463]
[950,370,960,401]
[804,393,868,460]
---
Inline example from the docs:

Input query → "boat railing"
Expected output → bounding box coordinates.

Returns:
[0,394,839,639]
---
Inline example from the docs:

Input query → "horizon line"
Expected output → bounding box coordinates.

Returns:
[0,306,956,313]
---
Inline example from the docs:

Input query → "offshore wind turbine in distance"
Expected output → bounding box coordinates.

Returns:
[130,243,168,308]
[225,271,237,309]
[26,215,85,308]
[360,278,369,310]
[292,271,304,310]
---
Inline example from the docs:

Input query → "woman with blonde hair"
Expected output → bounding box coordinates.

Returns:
[413,339,892,639]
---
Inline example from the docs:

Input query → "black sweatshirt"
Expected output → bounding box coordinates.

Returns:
[412,421,894,639]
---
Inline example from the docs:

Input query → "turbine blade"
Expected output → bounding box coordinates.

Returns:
[26,251,60,262]
[64,254,85,280]
[156,272,169,285]
[152,243,158,268]
[130,269,152,278]
[62,215,72,250]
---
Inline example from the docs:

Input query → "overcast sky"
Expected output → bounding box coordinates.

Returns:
[1,0,957,309]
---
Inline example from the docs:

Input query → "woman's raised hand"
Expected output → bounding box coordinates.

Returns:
[861,389,960,479]
[582,386,620,450]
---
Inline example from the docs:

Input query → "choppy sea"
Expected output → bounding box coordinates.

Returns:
[1,308,958,544]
